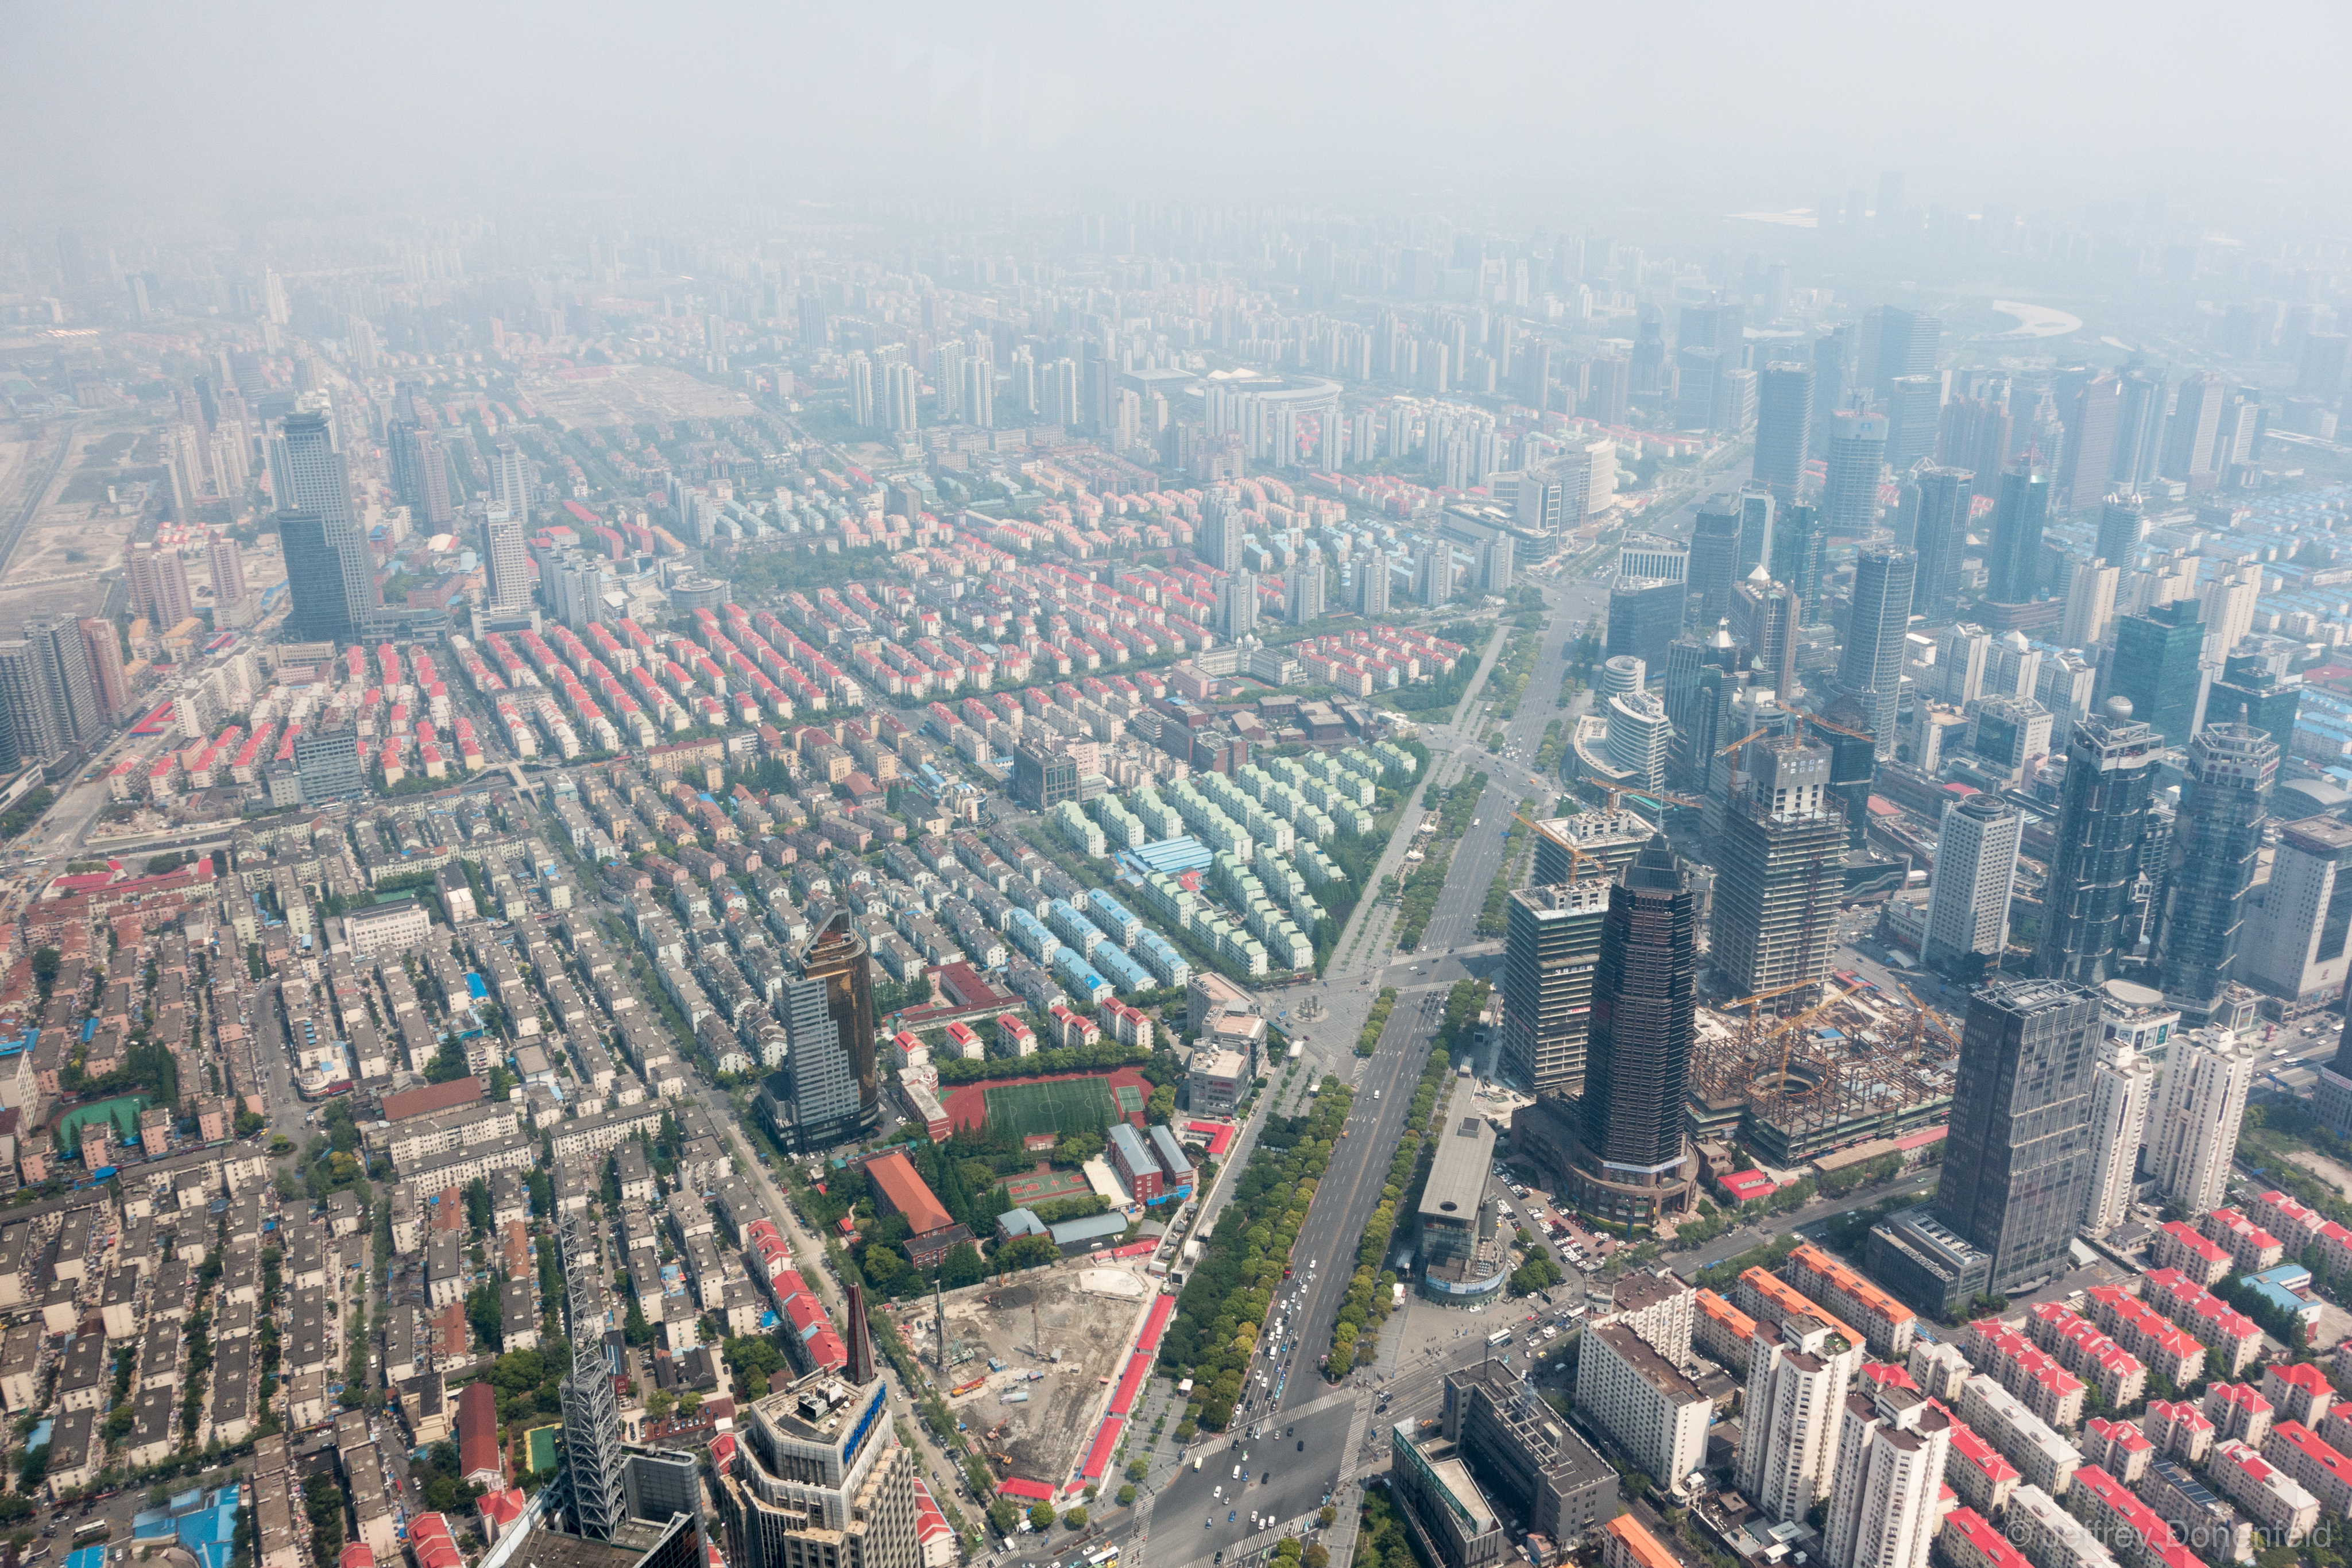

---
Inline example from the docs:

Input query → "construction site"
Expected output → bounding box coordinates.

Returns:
[891,1264,1152,1489]
[1685,978,1962,1167]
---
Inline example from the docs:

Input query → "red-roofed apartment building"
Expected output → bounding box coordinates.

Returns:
[865,1149,976,1271]
[2209,1439,2322,1544]
[2204,1383,2276,1448]
[2026,1303,2148,1410]
[2150,1221,2232,1286]
[381,1077,485,1121]
[1938,1507,2029,1568]
[2068,1466,2185,1568]
[458,1381,504,1488]
[2083,1415,2153,1485]
[2082,1285,2218,1387]
[2145,1399,2215,1464]
[1963,1318,2086,1430]
[1784,1242,1918,1359]
[2264,1362,2335,1428]
[2139,1269,2265,1376]
[2199,1208,2285,1273]
[2252,1188,2326,1250]
[2254,1191,2352,1279]
[2262,1421,2352,1519]
[1943,1414,2021,1517]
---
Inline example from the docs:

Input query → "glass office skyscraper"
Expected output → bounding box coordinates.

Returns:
[2152,720,2278,1017]
[1934,979,2101,1294]
[2110,601,2208,747]
[2033,698,2161,985]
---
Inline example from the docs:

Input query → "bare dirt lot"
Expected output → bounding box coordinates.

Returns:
[520,364,751,430]
[2289,1148,2352,1200]
[893,1262,1153,1488]
[0,421,131,627]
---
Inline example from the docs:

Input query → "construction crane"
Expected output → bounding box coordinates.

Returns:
[1588,782,1709,816]
[1753,979,1870,1109]
[1723,979,1823,1036]
[1716,727,1771,757]
[1515,811,1594,881]
[1897,983,1960,1050]
[1802,710,1877,745]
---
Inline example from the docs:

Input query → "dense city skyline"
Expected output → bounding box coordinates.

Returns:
[6,20,2352,1568]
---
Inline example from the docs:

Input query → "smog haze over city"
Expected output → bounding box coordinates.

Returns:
[10,3,2352,214]
[10,14,2352,1568]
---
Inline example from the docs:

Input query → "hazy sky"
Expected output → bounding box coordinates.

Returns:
[12,1,2351,226]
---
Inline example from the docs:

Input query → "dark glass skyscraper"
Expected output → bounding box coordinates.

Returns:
[1736,489,1776,575]
[2033,698,2161,985]
[0,641,58,768]
[1754,363,1814,495]
[796,907,879,1136]
[1688,505,1742,629]
[1983,464,2050,605]
[1831,545,1916,757]
[2109,601,2208,746]
[1885,374,1944,471]
[26,615,100,750]
[279,509,357,645]
[1606,578,1683,677]
[274,412,380,641]
[1910,466,1975,620]
[1572,835,1697,1222]
[1933,979,2100,1294]
[2211,656,2301,762]
[1811,327,1852,450]
[1872,305,1939,405]
[1769,504,1829,624]
[2151,719,2278,1018]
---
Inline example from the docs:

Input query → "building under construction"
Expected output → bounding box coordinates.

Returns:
[1709,737,1847,999]
[1531,807,1658,886]
[1685,981,1960,1167]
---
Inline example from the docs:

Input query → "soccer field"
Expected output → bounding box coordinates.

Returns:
[983,1077,1119,1140]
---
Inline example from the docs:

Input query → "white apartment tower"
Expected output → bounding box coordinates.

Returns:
[1922,794,2021,975]
[490,439,531,531]
[847,351,875,428]
[2203,563,2264,665]
[961,357,994,429]
[481,504,530,615]
[2063,558,2120,649]
[1286,559,1325,624]
[1740,1310,1863,1521]
[2145,1027,2259,1215]
[1822,1381,1954,1568]
[1576,1322,1712,1490]
[1576,1275,1709,1497]
[1936,624,1992,707]
[1218,572,1259,639]
[207,536,247,607]
[1983,630,2042,702]
[2083,1033,2159,1236]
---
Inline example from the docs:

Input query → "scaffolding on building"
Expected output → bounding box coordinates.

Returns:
[1687,980,1961,1166]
